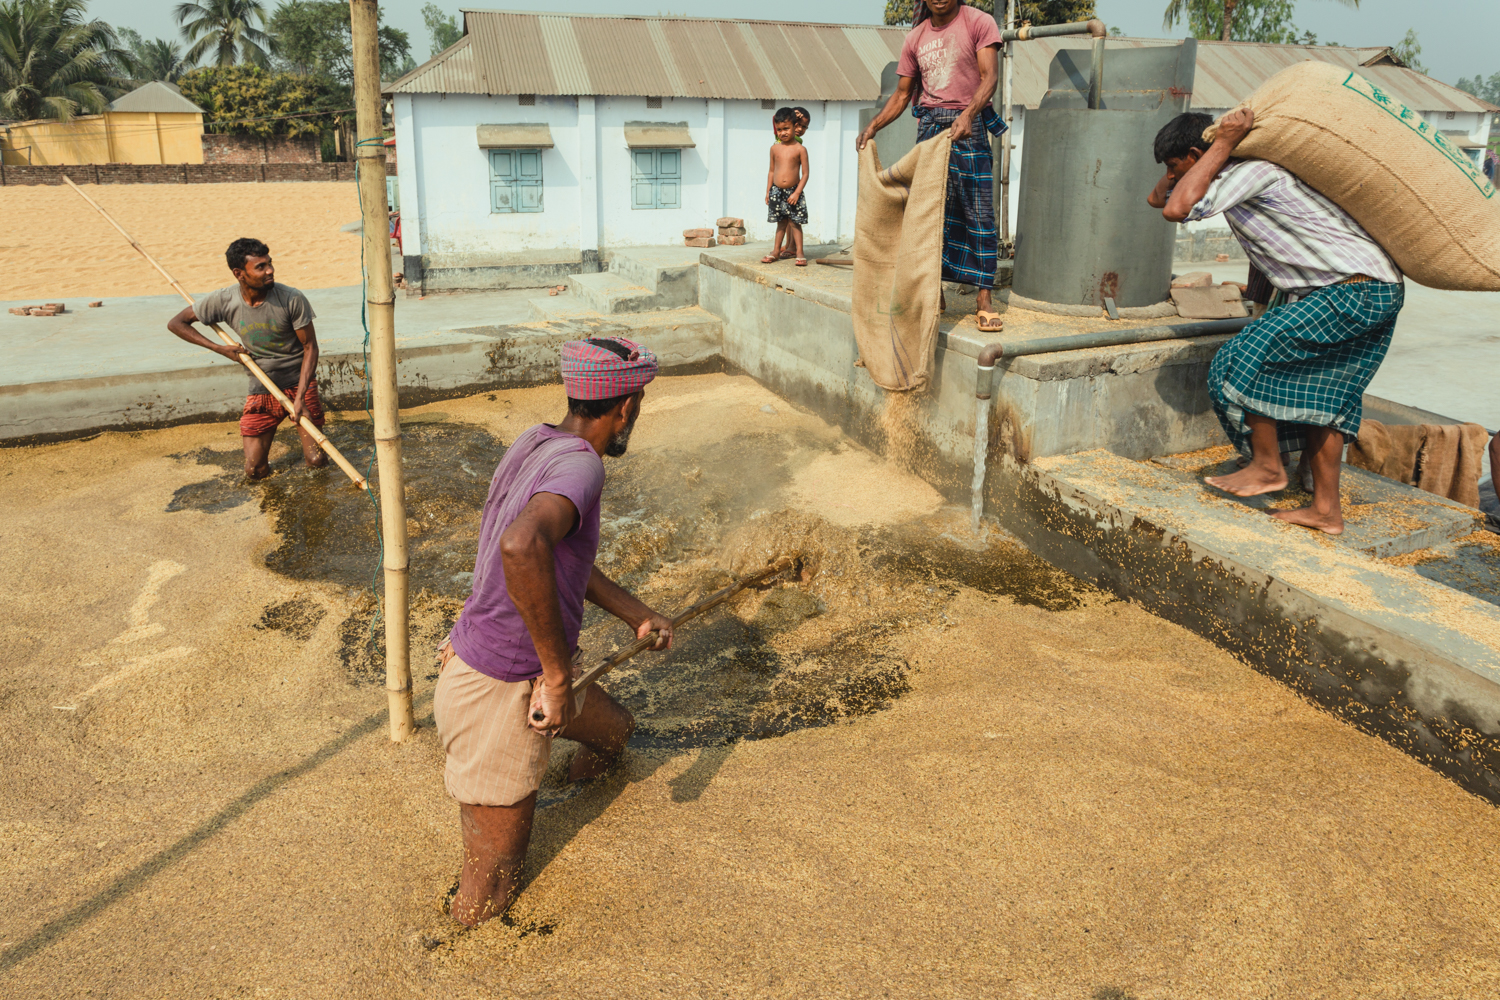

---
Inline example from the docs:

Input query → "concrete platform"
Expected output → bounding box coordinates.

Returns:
[0,281,721,443]
[1155,451,1482,559]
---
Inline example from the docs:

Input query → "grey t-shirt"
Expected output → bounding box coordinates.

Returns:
[196,283,317,395]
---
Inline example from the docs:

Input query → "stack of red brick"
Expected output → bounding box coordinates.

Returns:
[8,303,66,317]
[717,218,746,245]
[684,218,749,248]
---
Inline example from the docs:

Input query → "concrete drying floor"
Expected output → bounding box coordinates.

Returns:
[4,373,1500,998]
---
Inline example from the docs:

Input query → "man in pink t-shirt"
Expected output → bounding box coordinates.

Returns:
[857,0,1006,333]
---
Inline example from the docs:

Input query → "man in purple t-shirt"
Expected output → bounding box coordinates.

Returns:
[433,336,674,928]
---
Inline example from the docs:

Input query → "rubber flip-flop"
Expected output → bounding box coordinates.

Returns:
[977,310,1004,333]
[760,255,780,263]
[779,249,797,259]
[795,258,808,266]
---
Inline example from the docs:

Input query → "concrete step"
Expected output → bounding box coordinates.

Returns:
[566,271,655,314]
[527,293,598,323]
[518,305,723,366]
[608,246,706,310]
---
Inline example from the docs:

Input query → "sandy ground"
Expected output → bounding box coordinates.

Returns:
[3,374,1500,998]
[0,182,362,300]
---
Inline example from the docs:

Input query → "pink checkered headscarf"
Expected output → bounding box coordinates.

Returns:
[559,337,659,400]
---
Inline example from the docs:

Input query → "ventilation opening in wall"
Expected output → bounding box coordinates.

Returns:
[647,96,663,109]
[518,94,535,106]
[761,99,775,110]
[1446,111,1456,120]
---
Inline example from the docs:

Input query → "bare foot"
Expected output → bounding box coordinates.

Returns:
[1205,463,1287,497]
[1269,506,1343,535]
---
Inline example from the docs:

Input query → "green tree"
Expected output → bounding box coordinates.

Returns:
[422,2,460,57]
[1455,71,1500,107]
[174,0,274,68]
[0,0,127,122]
[178,63,343,136]
[884,0,1095,26]
[269,0,410,82]
[1162,0,1357,44]
[1390,28,1425,74]
[118,27,192,83]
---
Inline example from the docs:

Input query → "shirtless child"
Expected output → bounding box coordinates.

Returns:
[762,107,810,266]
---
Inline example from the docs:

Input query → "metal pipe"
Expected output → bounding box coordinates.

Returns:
[972,317,1249,382]
[1001,18,1106,42]
[1087,35,1106,110]
[996,0,1014,245]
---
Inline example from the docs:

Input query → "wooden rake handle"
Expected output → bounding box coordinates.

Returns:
[530,558,795,723]
[61,175,370,491]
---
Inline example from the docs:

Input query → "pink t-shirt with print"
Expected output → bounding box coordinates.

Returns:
[896,5,1002,109]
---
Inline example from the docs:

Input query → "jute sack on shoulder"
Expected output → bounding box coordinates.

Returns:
[852,133,951,391]
[1204,61,1499,291]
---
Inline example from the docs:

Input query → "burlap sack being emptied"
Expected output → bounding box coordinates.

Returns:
[1204,62,1500,292]
[852,133,951,391]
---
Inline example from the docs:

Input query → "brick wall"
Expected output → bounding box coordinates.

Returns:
[201,133,322,164]
[0,162,359,185]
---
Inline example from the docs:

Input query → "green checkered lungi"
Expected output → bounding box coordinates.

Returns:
[1209,279,1404,456]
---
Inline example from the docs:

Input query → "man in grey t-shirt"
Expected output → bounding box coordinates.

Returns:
[167,237,327,479]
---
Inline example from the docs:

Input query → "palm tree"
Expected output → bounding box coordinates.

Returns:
[0,0,126,122]
[174,0,274,68]
[132,37,191,83]
[1163,0,1359,43]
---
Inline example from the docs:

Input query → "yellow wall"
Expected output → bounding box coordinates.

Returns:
[1,112,204,166]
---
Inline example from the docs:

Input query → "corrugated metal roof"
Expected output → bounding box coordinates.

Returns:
[386,13,1494,118]
[1009,37,1496,114]
[108,80,204,114]
[387,9,905,100]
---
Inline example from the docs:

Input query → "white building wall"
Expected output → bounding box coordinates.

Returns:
[403,93,869,262]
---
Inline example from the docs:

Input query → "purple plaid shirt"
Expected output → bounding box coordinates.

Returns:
[1185,160,1400,297]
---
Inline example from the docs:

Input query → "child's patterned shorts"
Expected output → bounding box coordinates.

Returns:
[767,185,808,225]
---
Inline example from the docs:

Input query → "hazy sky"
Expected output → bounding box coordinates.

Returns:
[98,0,1497,88]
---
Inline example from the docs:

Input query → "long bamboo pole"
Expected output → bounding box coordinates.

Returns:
[60,174,370,491]
[531,559,794,724]
[350,0,414,742]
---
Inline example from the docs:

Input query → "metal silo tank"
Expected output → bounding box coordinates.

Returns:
[1013,40,1198,311]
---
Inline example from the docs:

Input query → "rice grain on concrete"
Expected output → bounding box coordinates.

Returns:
[2,374,1499,998]
[0,182,362,299]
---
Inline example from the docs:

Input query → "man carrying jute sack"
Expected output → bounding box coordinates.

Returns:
[1148,109,1404,537]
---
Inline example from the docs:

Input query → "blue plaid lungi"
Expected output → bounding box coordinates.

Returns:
[1209,279,1404,456]
[914,105,1007,289]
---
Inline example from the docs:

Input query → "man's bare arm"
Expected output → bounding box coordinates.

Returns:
[290,323,319,420]
[166,304,249,362]
[586,566,673,651]
[950,45,999,141]
[856,76,916,151]
[1163,109,1253,222]
[500,491,579,694]
[1146,169,1176,209]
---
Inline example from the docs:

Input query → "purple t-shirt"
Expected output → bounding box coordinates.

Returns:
[449,424,605,682]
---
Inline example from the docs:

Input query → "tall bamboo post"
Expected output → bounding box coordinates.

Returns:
[349,0,413,742]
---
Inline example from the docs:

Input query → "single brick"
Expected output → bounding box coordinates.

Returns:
[718,235,747,245]
[88,301,104,308]
[682,228,714,238]
[718,226,747,236]
[683,237,716,248]
[716,217,744,228]
[1170,271,1213,288]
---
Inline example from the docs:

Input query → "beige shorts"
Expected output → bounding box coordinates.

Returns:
[433,650,587,807]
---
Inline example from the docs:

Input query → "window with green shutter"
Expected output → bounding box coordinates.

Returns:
[630,148,681,210]
[489,149,543,214]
